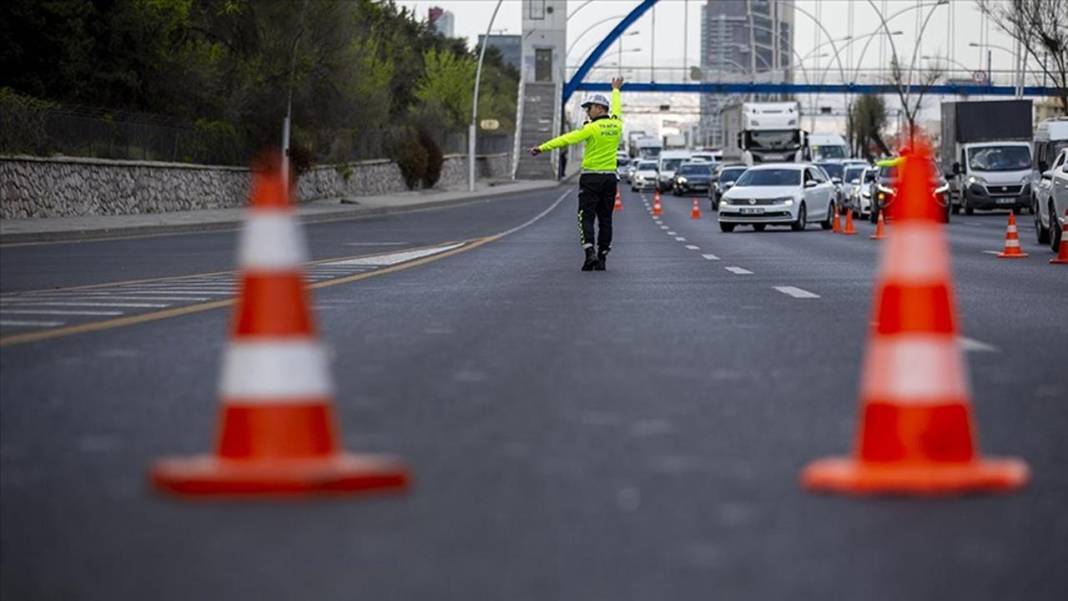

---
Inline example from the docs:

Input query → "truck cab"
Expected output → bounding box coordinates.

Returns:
[721,102,807,166]
[952,142,1033,214]
[808,134,849,161]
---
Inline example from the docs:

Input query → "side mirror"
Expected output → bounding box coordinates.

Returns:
[850,179,860,185]
[1042,170,1053,180]
[831,177,842,185]
[952,162,961,175]
[804,180,818,188]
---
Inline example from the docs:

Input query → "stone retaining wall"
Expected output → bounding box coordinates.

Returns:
[0,153,512,219]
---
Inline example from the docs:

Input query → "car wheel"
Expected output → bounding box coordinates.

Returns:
[819,202,834,230]
[719,222,736,233]
[1034,196,1050,244]
[753,223,766,232]
[964,195,974,215]
[791,203,807,231]
[1050,201,1062,253]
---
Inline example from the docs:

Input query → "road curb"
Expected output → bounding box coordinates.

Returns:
[0,181,564,244]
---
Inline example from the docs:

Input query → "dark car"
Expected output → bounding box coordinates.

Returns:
[708,164,748,210]
[870,159,950,223]
[672,162,714,196]
[815,161,847,208]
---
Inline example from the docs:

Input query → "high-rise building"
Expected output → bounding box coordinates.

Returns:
[699,0,794,147]
[428,6,455,38]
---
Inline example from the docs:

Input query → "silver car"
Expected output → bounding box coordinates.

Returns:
[1034,148,1068,252]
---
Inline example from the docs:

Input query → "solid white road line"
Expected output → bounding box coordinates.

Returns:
[701,254,720,261]
[325,242,465,267]
[774,286,820,299]
[1,295,209,303]
[0,320,65,327]
[959,337,997,352]
[0,309,124,316]
[111,289,234,295]
[685,245,700,250]
[0,301,169,308]
[724,266,754,275]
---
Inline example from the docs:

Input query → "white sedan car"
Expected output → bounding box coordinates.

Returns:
[1034,148,1068,252]
[850,166,877,218]
[717,164,837,232]
[630,160,660,192]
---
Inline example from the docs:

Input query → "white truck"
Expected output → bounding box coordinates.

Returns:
[720,101,807,165]
[633,136,663,161]
[940,99,1034,215]
[807,133,849,160]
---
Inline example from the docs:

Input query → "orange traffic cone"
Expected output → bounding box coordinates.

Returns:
[800,140,1028,496]
[1051,210,1068,265]
[870,211,886,240]
[614,189,623,211]
[690,198,702,220]
[652,192,663,217]
[832,205,842,233]
[842,207,857,235]
[996,212,1029,258]
[150,157,409,497]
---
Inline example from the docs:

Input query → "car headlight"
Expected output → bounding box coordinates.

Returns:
[719,201,727,209]
[769,196,794,205]
[677,177,688,184]
[935,184,949,195]
[967,176,986,186]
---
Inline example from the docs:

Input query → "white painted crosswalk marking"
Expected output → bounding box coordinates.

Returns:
[725,266,754,275]
[774,286,820,299]
[1,295,209,303]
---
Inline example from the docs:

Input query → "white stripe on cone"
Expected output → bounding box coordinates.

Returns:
[238,212,309,270]
[220,340,333,401]
[1004,239,1021,248]
[1007,226,1018,234]
[879,223,951,283]
[861,334,970,403]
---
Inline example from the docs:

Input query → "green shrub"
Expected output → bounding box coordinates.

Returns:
[389,127,428,190]
[418,128,443,188]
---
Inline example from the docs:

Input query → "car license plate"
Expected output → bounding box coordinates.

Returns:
[740,207,765,215]
[996,198,1015,204]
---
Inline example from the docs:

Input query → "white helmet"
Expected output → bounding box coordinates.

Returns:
[580,93,611,110]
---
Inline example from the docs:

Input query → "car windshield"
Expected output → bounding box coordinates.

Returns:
[735,168,800,187]
[817,163,845,179]
[720,168,747,183]
[863,169,876,182]
[678,164,709,175]
[967,146,1031,172]
[845,167,866,183]
[638,161,658,170]
[812,145,847,159]
[747,130,800,150]
[660,158,685,171]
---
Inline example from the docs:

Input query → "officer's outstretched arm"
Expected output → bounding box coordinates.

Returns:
[534,125,593,155]
[611,77,623,119]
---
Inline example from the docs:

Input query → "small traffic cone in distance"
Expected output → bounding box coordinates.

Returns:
[870,211,886,240]
[614,189,623,211]
[691,198,702,219]
[652,192,663,216]
[1051,209,1068,265]
[842,207,857,235]
[150,155,409,497]
[832,205,842,233]
[996,212,1029,258]
[800,138,1028,496]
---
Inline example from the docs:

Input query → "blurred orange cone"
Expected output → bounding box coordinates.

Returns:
[691,198,702,219]
[150,157,409,497]
[1051,210,1068,265]
[614,189,623,211]
[832,205,842,233]
[842,207,857,235]
[652,192,663,216]
[800,140,1028,496]
[995,212,1029,258]
[870,211,886,240]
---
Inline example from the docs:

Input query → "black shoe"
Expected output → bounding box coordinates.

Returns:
[594,250,608,271]
[581,247,598,271]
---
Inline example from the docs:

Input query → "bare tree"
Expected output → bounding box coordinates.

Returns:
[978,0,1068,113]
[888,56,944,146]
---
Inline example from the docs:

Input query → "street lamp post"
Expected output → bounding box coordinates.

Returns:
[970,42,1023,96]
[468,0,504,192]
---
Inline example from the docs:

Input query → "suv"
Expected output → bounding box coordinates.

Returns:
[1034,148,1068,251]
[708,164,748,211]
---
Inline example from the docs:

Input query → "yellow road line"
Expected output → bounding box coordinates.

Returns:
[0,236,498,347]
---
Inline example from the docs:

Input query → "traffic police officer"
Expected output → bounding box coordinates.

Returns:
[531,77,624,271]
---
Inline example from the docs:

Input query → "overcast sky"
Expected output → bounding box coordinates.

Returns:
[400,1,1027,77]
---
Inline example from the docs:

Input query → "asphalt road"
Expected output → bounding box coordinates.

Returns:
[2,183,1066,600]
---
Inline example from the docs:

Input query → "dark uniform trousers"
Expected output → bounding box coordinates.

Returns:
[577,172,617,252]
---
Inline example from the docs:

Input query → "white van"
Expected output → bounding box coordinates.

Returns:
[657,150,692,192]
[1032,117,1068,243]
[808,134,849,161]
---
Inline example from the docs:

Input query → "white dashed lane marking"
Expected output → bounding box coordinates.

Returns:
[774,286,820,299]
[701,254,720,261]
[724,266,754,275]
[959,337,997,352]
[667,231,677,235]
[685,245,700,250]
[675,236,687,242]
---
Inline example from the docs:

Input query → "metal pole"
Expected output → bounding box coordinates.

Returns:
[683,0,688,82]
[282,0,310,193]
[651,5,655,82]
[469,0,504,193]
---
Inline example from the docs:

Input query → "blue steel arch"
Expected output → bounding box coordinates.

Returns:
[563,0,658,105]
